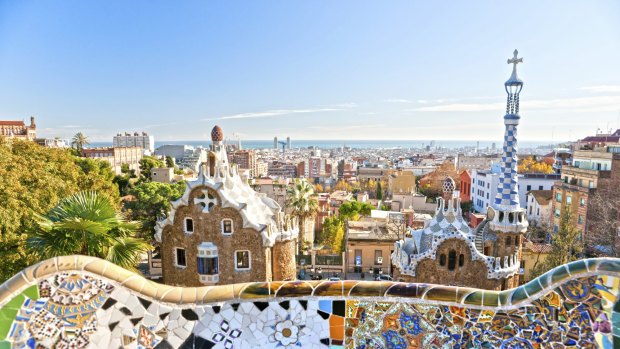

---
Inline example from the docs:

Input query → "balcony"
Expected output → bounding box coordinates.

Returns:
[553,181,592,193]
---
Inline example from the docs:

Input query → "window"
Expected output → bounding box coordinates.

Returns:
[578,215,583,224]
[566,196,572,205]
[458,254,464,267]
[484,246,490,255]
[184,218,194,234]
[555,193,562,202]
[175,248,186,267]
[439,254,446,266]
[448,250,457,271]
[235,250,251,270]
[553,225,559,233]
[539,186,543,190]
[375,250,383,265]
[505,236,512,246]
[197,243,218,275]
[580,198,585,207]
[222,219,233,235]
[537,208,540,216]
[197,256,218,274]
[555,209,560,218]
[526,185,531,191]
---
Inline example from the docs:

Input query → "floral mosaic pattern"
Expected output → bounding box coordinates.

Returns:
[0,256,619,348]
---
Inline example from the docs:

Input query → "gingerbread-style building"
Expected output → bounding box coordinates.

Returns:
[155,126,299,286]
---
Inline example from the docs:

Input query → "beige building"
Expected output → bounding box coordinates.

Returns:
[0,117,36,140]
[520,240,552,282]
[155,126,299,286]
[346,217,399,278]
[152,167,174,183]
[552,148,620,237]
[81,146,143,175]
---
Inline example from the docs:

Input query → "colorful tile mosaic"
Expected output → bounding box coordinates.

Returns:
[0,256,619,348]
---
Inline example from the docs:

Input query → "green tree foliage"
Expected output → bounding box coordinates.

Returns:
[71,132,89,153]
[319,217,345,254]
[165,156,175,168]
[286,179,318,246]
[530,206,583,278]
[126,181,186,239]
[338,201,374,221]
[0,138,119,282]
[27,191,151,271]
[139,156,164,181]
[376,182,383,201]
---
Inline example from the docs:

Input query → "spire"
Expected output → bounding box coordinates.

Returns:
[494,50,524,211]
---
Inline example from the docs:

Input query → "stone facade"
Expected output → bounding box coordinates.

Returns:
[0,117,36,140]
[397,238,519,290]
[155,126,299,287]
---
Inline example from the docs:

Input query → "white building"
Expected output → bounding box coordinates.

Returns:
[525,190,552,227]
[113,132,155,154]
[155,144,193,160]
[471,163,560,213]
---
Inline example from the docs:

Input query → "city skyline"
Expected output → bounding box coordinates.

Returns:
[1,1,619,142]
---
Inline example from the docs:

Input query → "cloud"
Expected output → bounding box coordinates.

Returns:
[61,125,81,128]
[203,107,348,121]
[581,85,620,93]
[308,124,385,130]
[384,98,415,103]
[410,95,620,112]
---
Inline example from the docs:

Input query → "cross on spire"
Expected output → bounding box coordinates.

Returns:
[507,49,523,68]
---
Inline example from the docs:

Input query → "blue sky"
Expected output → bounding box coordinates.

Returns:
[1,1,619,142]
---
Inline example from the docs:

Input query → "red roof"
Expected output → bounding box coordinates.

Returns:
[0,121,25,126]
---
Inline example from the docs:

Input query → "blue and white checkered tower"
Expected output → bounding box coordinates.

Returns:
[489,50,528,234]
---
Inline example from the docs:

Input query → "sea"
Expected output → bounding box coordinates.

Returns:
[89,140,554,150]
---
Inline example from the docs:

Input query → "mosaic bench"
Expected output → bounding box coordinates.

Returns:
[0,256,619,348]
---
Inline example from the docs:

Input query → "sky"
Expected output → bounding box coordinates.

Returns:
[1,1,619,142]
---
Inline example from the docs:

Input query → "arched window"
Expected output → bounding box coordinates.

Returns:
[448,250,457,271]
[439,254,446,267]
[458,254,464,267]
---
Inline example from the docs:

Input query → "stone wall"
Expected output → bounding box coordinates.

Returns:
[0,255,619,348]
[161,187,268,286]
[397,239,519,290]
[272,239,296,281]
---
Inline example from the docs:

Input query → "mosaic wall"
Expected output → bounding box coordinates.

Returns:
[0,256,619,348]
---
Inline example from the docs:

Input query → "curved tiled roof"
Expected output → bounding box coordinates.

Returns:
[1,255,618,311]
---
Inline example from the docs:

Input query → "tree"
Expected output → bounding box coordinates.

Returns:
[126,181,186,239]
[419,161,460,198]
[530,206,583,278]
[0,138,120,282]
[27,191,151,270]
[319,217,345,254]
[165,156,175,168]
[314,184,324,193]
[585,186,620,257]
[139,156,164,181]
[376,182,383,201]
[286,179,318,249]
[339,201,374,221]
[71,132,89,153]
[517,156,553,174]
[334,179,352,192]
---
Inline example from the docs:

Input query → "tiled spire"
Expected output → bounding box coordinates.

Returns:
[494,50,524,211]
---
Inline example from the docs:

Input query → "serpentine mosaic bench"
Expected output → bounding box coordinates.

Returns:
[0,256,618,348]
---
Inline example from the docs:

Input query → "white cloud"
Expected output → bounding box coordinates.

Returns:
[308,124,385,130]
[410,95,620,112]
[581,85,620,93]
[384,98,415,103]
[202,103,355,121]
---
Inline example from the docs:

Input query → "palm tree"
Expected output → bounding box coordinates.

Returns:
[71,132,89,153]
[27,191,152,270]
[286,179,318,252]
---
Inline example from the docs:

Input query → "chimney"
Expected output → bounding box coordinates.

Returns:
[30,116,36,128]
